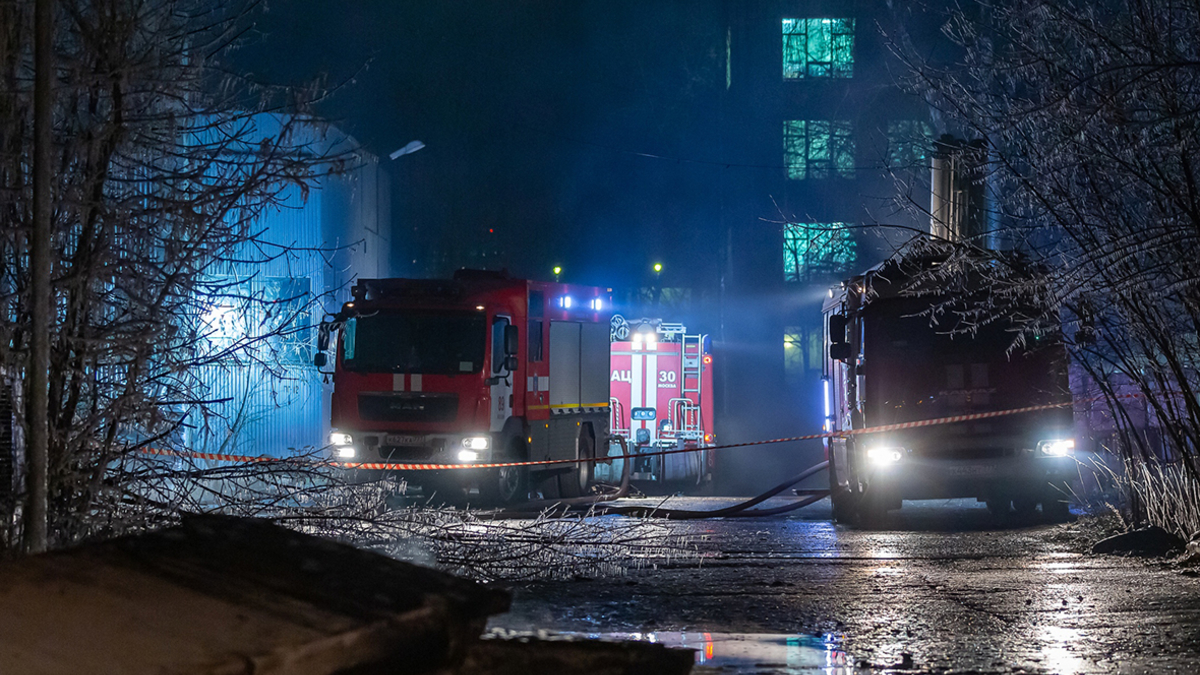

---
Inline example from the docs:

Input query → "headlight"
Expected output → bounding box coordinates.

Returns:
[330,431,353,446]
[867,447,904,465]
[335,446,357,459]
[1038,438,1075,457]
[462,436,490,450]
[458,449,480,462]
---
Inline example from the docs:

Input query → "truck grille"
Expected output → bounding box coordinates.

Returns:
[380,445,439,461]
[358,393,458,423]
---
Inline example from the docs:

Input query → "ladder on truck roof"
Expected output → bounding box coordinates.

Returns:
[678,334,704,438]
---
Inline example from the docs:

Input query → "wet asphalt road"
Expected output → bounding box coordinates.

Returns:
[487,497,1200,674]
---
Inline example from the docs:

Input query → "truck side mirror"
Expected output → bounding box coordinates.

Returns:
[828,314,847,342]
[313,352,327,368]
[504,355,518,372]
[317,323,331,351]
[504,324,519,355]
[829,342,852,361]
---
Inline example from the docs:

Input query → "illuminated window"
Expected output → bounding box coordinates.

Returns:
[784,120,855,180]
[199,276,312,364]
[782,18,854,79]
[783,223,857,283]
[784,326,823,382]
[886,120,934,169]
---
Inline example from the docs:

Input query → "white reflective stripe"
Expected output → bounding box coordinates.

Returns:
[393,373,405,391]
[528,376,535,391]
[631,353,643,410]
[539,376,550,391]
[645,353,658,443]
[411,374,422,392]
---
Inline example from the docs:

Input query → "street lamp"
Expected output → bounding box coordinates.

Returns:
[389,140,426,160]
[553,266,562,282]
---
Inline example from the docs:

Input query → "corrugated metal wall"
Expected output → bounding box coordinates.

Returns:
[187,118,391,459]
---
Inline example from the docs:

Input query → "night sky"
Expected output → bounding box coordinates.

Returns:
[237,1,727,293]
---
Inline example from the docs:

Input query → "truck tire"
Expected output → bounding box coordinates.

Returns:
[559,425,595,498]
[478,437,528,506]
[1042,486,1071,523]
[829,449,868,526]
[857,490,889,529]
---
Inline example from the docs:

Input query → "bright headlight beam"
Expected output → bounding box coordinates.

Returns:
[330,431,352,446]
[462,436,490,450]
[867,447,904,465]
[458,450,480,462]
[1039,438,1075,456]
[335,446,356,459]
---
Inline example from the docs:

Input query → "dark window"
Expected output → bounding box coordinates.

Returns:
[784,120,855,180]
[492,317,511,373]
[529,290,544,318]
[343,311,485,374]
[528,320,544,361]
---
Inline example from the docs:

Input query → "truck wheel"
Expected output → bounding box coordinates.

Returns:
[1042,493,1071,523]
[986,498,1012,517]
[1013,496,1038,518]
[559,426,595,498]
[828,450,866,526]
[478,438,528,506]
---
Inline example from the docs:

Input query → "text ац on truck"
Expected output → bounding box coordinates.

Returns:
[314,269,612,506]
[822,252,1076,527]
[603,316,716,493]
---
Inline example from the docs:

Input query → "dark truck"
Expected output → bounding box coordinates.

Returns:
[822,253,1075,526]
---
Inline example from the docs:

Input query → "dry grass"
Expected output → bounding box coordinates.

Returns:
[1090,455,1200,540]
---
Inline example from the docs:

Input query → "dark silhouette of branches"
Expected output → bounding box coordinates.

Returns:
[0,0,354,550]
[889,0,1200,523]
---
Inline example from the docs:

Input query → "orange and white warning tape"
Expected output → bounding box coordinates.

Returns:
[138,397,1080,471]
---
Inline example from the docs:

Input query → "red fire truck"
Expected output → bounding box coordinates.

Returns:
[315,269,612,505]
[822,254,1076,526]
[604,316,715,490]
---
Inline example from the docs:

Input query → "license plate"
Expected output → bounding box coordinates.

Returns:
[385,434,425,446]
[947,463,996,477]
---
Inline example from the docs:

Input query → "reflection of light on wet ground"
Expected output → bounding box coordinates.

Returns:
[1037,625,1086,674]
[1034,561,1084,573]
[1032,554,1084,574]
[587,631,853,674]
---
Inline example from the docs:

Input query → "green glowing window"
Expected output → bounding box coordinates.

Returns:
[782,18,854,79]
[783,223,857,283]
[784,326,823,381]
[886,120,934,169]
[784,120,855,180]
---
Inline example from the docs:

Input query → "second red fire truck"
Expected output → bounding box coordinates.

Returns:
[603,316,716,491]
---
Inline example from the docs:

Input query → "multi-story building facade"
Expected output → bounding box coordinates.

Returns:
[716,1,934,489]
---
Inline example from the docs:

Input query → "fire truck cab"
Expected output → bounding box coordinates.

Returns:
[605,316,715,490]
[317,269,611,505]
[822,254,1076,525]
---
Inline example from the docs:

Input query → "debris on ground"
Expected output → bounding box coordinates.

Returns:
[0,515,694,675]
[1091,525,1186,557]
[461,631,695,675]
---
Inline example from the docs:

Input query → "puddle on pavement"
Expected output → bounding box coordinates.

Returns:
[564,631,854,673]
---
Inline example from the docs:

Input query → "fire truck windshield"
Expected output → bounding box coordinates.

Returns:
[342,311,486,374]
